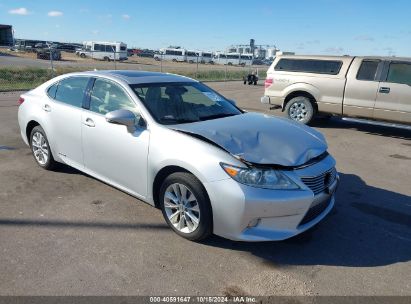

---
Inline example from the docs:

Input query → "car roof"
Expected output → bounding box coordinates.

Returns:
[67,70,197,85]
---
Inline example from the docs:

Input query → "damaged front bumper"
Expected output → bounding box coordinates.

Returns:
[204,154,338,241]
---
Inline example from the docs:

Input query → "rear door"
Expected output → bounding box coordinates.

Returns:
[374,61,411,124]
[343,58,382,118]
[46,76,90,169]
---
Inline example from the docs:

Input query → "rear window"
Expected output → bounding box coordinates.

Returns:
[387,62,411,86]
[275,59,342,75]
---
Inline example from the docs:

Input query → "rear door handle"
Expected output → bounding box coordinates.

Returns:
[83,118,95,127]
[379,87,390,94]
[42,104,51,112]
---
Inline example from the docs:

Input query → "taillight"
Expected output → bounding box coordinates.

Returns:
[264,78,273,89]
[18,97,25,105]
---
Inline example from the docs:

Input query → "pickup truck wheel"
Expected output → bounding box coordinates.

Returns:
[285,96,315,124]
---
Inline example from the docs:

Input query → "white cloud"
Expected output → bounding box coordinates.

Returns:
[324,47,344,54]
[48,11,63,17]
[9,7,31,15]
[122,14,130,20]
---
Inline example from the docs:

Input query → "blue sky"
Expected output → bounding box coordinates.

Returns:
[1,0,411,56]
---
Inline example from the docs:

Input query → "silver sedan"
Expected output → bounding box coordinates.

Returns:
[18,70,339,241]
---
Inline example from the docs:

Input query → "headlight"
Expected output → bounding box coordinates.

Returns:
[220,163,300,190]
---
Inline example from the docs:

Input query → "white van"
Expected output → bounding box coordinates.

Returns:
[78,41,127,61]
[186,50,199,63]
[155,48,186,62]
[213,53,228,65]
[240,54,253,66]
[226,53,241,65]
[199,51,214,64]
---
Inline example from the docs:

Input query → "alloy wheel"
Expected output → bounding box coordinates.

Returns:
[31,131,49,165]
[163,183,200,233]
[289,101,308,121]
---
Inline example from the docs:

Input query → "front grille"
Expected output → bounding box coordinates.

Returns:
[300,167,337,195]
[299,197,331,226]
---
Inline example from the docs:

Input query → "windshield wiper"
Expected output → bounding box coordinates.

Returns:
[199,113,238,121]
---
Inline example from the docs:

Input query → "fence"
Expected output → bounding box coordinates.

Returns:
[0,49,268,92]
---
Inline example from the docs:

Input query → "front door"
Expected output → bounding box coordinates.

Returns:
[343,59,382,118]
[374,61,411,124]
[81,78,150,198]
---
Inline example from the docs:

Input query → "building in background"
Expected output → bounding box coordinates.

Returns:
[0,24,14,47]
[227,39,279,59]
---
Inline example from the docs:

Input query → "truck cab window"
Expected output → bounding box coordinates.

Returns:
[387,63,411,86]
[357,60,380,81]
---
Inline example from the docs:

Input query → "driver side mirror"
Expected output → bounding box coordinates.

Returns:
[105,109,144,128]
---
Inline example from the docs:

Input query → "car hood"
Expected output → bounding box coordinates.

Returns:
[169,112,328,167]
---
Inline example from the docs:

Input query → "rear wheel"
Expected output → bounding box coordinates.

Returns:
[80,53,86,58]
[159,172,212,241]
[30,126,57,170]
[285,96,316,124]
[104,56,110,62]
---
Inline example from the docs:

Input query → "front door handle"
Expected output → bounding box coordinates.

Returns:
[379,87,390,94]
[42,104,51,112]
[83,118,95,127]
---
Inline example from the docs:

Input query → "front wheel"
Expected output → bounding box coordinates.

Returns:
[285,96,316,124]
[159,172,212,241]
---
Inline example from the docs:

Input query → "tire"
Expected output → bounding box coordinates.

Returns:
[159,172,212,241]
[253,81,257,85]
[104,56,110,62]
[172,59,177,62]
[284,96,316,124]
[30,126,58,170]
[188,60,194,64]
[80,53,86,58]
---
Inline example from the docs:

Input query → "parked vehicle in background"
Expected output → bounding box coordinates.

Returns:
[213,53,228,65]
[226,53,240,65]
[186,50,199,63]
[136,49,155,58]
[240,54,253,66]
[154,48,186,62]
[36,48,61,60]
[262,55,411,125]
[243,72,258,85]
[77,41,127,61]
[198,51,214,64]
[18,70,338,242]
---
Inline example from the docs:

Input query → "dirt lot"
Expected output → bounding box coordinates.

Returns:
[0,82,410,296]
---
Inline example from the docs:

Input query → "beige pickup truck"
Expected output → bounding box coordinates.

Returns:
[261,55,411,126]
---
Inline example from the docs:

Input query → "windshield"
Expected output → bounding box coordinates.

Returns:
[130,82,242,125]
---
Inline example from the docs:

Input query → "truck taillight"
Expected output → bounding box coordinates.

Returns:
[264,78,273,89]
[18,97,25,106]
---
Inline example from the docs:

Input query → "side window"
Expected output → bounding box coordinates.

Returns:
[275,59,342,75]
[357,60,380,81]
[387,63,411,86]
[54,77,89,107]
[47,83,58,99]
[89,78,136,115]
